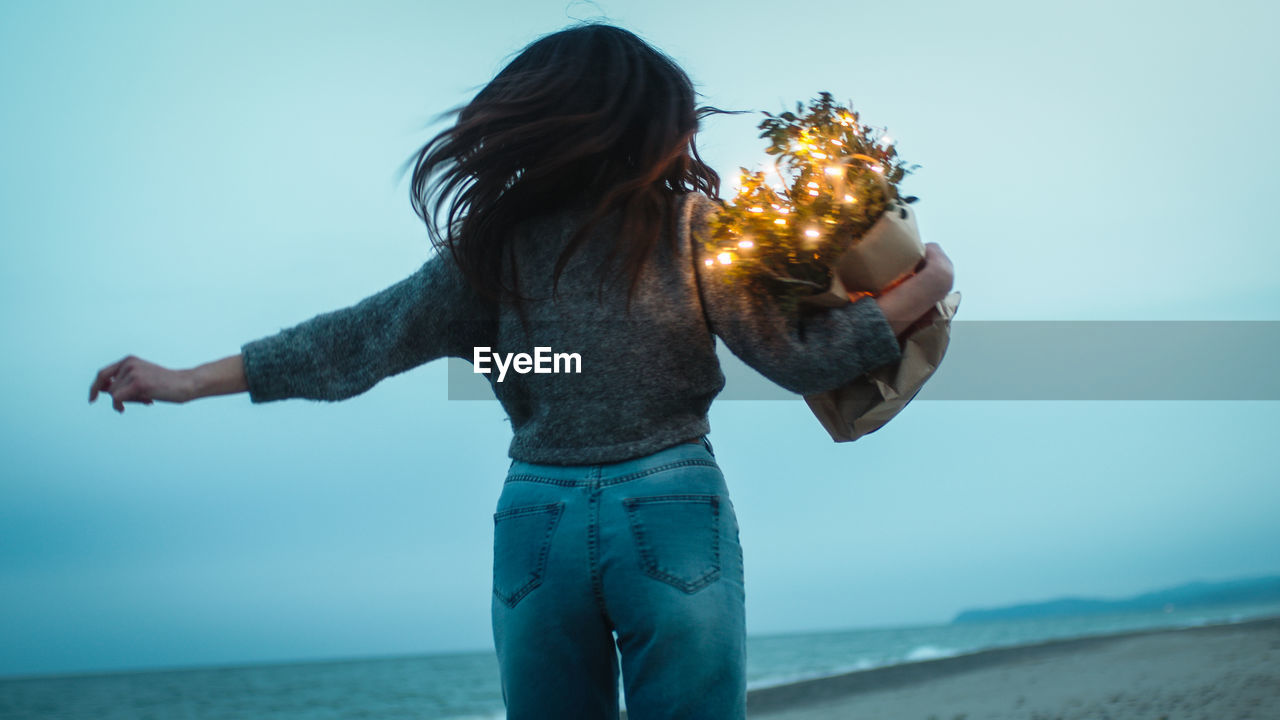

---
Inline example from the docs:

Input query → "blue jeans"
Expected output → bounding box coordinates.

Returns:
[491,436,747,719]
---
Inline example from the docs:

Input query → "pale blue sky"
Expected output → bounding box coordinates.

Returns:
[2,0,1278,677]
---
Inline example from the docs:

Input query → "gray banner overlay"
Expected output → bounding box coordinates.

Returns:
[445,321,1280,401]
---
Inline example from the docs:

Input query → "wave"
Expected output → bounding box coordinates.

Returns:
[903,644,959,662]
[746,658,875,692]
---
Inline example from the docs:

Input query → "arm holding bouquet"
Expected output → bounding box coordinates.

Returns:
[704,92,960,441]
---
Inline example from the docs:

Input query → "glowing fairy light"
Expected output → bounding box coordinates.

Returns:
[705,93,916,301]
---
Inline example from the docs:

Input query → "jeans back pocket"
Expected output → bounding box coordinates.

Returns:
[493,501,564,608]
[623,494,721,594]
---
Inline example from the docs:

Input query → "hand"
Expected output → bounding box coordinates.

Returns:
[89,355,193,413]
[918,242,955,302]
[871,243,956,336]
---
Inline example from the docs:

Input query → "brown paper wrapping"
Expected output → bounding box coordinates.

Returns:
[803,292,959,442]
[800,197,927,307]
[797,194,957,442]
[836,199,926,292]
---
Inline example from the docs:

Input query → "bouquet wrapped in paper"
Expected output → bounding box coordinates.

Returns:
[804,292,959,441]
[703,93,959,441]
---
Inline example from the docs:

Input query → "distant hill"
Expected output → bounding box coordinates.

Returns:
[952,576,1280,624]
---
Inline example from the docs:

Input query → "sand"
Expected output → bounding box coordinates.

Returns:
[743,617,1280,719]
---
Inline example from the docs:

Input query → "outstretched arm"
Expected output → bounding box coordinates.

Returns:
[189,354,249,399]
[88,353,247,414]
[237,253,490,403]
[89,252,492,413]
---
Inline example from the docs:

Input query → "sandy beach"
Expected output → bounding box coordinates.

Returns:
[740,617,1280,720]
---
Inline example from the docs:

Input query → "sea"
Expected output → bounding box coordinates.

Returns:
[3,601,1278,719]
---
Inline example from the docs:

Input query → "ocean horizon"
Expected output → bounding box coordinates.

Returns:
[5,601,1279,719]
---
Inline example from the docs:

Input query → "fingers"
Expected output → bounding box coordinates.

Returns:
[109,374,131,413]
[90,356,154,413]
[90,356,130,403]
[923,243,954,273]
[108,375,151,414]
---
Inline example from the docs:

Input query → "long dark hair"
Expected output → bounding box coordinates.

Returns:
[405,23,725,310]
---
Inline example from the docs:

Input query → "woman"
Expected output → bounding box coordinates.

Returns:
[88,22,954,720]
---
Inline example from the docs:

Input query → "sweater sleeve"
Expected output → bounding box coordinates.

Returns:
[685,192,904,396]
[239,252,491,403]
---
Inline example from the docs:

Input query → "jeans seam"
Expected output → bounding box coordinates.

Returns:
[494,501,563,521]
[504,474,585,487]
[506,458,719,488]
[587,466,614,628]
[601,458,720,487]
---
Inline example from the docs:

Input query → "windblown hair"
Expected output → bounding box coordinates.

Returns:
[405,23,725,310]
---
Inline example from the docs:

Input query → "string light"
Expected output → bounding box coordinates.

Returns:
[703,92,916,311]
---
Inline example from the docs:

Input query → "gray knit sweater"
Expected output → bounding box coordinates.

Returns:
[240,191,902,464]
